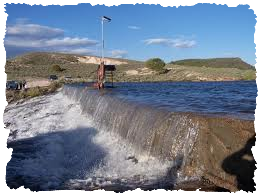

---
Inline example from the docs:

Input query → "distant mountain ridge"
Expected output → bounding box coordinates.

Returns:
[170,58,254,70]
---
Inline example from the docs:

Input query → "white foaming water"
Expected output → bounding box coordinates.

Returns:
[4,92,173,191]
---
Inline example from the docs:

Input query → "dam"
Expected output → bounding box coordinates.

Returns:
[5,81,256,191]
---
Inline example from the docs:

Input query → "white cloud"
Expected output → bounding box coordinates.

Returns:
[144,38,170,46]
[128,26,141,30]
[45,37,98,47]
[5,37,98,48]
[6,23,64,39]
[15,18,31,24]
[5,22,98,56]
[110,50,128,58]
[144,37,197,48]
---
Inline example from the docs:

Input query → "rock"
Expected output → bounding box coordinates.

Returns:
[126,156,138,164]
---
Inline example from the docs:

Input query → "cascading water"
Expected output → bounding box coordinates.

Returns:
[5,84,255,191]
[62,86,200,162]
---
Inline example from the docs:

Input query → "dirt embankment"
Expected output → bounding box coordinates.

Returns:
[77,56,128,65]
[26,78,51,88]
[0,82,61,107]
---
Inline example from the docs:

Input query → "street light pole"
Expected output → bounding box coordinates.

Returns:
[97,16,111,89]
[101,16,111,64]
[101,18,104,63]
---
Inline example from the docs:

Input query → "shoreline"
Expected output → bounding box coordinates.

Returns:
[5,81,62,104]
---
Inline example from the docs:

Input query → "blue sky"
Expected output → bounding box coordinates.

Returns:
[5,4,256,65]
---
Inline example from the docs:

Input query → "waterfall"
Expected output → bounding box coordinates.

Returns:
[62,85,255,191]
[62,85,199,161]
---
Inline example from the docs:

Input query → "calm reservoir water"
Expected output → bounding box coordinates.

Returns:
[77,81,257,120]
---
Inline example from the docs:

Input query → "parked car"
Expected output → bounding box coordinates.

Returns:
[6,80,18,90]
[0,80,26,90]
[49,75,58,81]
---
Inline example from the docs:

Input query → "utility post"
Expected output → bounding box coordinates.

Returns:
[96,16,111,89]
[101,16,111,64]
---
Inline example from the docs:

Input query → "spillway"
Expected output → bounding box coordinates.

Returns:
[5,84,255,191]
[62,85,255,191]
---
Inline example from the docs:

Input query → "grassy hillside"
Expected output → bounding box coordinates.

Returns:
[5,52,256,82]
[170,58,255,70]
[6,52,96,80]
[6,52,144,80]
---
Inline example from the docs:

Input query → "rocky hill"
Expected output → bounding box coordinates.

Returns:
[5,52,256,82]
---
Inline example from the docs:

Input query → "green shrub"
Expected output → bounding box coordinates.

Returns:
[242,70,256,80]
[145,58,166,71]
[51,64,63,72]
[26,87,42,97]
[18,90,27,99]
[48,81,62,92]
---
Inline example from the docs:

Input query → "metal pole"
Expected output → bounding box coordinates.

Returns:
[101,18,104,63]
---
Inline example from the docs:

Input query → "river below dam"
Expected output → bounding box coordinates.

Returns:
[4,81,256,191]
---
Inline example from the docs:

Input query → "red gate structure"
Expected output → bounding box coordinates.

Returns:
[96,62,116,89]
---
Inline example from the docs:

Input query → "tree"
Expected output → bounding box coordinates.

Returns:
[51,64,63,72]
[145,58,166,71]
